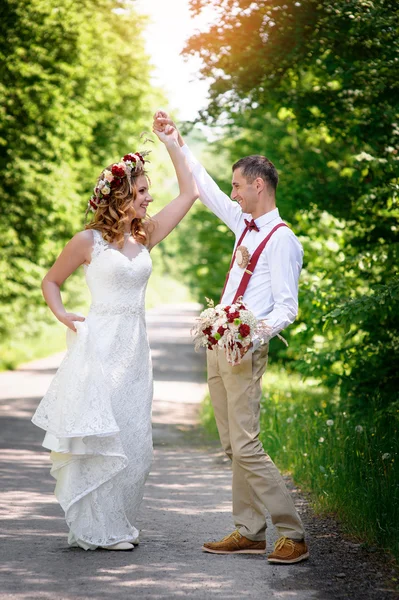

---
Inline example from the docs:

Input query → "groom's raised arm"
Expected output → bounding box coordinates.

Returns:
[154,113,242,233]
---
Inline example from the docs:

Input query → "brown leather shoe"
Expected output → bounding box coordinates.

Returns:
[202,530,266,554]
[267,536,309,564]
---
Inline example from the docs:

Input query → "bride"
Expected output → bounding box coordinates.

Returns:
[32,124,197,551]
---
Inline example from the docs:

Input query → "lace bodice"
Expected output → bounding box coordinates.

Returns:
[84,230,152,313]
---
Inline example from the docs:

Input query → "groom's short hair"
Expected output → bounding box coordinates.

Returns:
[233,155,278,193]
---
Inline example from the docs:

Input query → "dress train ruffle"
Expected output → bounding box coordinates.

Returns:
[32,321,144,548]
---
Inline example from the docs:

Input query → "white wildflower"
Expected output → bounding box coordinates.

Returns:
[355,151,375,162]
[355,425,363,433]
[326,419,334,427]
[382,453,391,460]
[318,437,325,443]
[286,417,293,424]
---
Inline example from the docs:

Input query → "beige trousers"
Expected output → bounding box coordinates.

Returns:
[206,345,305,542]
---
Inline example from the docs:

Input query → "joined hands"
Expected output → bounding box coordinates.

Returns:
[152,111,182,146]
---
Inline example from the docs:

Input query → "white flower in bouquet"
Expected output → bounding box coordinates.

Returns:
[199,307,217,327]
[200,307,216,320]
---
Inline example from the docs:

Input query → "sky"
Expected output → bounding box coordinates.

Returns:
[134,0,217,121]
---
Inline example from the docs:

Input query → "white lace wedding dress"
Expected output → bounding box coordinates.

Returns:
[32,229,153,549]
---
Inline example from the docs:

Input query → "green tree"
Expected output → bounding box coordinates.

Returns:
[181,0,399,417]
[0,0,163,352]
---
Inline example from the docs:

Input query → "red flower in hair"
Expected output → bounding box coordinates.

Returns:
[111,177,122,188]
[208,336,218,346]
[203,326,212,336]
[136,152,145,163]
[111,165,125,178]
[217,326,226,336]
[239,324,250,338]
[123,154,137,163]
[223,306,231,313]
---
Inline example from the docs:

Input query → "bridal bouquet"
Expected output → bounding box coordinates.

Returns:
[192,297,276,365]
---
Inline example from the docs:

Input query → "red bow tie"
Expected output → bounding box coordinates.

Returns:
[244,218,259,232]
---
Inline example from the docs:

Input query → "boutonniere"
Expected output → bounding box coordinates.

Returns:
[236,245,251,269]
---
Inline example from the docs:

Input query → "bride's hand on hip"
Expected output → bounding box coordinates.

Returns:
[57,312,85,332]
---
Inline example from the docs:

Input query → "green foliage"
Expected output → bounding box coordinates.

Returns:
[322,275,399,418]
[177,202,233,302]
[0,0,166,349]
[174,132,234,301]
[258,369,399,560]
[181,0,399,416]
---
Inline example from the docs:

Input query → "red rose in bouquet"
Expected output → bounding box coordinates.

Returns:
[227,310,240,323]
[239,323,251,338]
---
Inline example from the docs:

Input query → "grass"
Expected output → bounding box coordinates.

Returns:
[1,322,70,369]
[200,365,399,563]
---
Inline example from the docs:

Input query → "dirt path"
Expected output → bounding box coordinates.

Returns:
[0,304,397,599]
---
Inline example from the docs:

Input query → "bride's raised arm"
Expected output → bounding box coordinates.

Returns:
[147,125,198,250]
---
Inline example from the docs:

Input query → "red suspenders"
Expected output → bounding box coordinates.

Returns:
[220,221,254,300]
[220,222,288,304]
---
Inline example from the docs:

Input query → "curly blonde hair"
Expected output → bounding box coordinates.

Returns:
[85,164,152,248]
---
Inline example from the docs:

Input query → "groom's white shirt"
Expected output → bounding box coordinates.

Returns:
[181,144,304,341]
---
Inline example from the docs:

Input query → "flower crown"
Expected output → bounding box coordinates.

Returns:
[87,151,150,213]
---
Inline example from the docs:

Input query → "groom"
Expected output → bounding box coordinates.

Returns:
[153,111,309,564]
